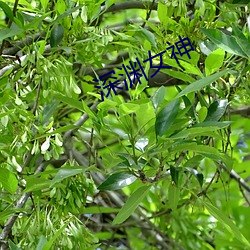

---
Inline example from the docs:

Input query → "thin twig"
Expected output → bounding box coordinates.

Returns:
[141,0,156,28]
[219,163,250,193]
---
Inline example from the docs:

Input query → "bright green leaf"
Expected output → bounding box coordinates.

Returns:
[0,168,18,194]
[205,49,225,75]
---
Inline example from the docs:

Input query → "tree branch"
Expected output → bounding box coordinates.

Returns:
[219,163,250,193]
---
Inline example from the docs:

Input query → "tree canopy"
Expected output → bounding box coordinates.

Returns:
[0,0,250,249]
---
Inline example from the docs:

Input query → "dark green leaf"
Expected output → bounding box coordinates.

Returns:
[0,1,14,21]
[112,185,151,224]
[98,172,137,191]
[205,99,228,122]
[50,24,64,47]
[200,28,247,58]
[155,99,179,137]
[0,168,18,194]
[9,241,21,250]
[185,167,204,187]
[170,166,181,186]
[0,26,23,42]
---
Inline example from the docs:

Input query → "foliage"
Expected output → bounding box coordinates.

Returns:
[0,0,250,249]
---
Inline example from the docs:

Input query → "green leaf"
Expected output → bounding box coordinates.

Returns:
[205,49,225,75]
[24,177,51,192]
[203,201,250,248]
[136,27,156,49]
[155,98,179,137]
[185,167,204,187]
[41,101,60,125]
[234,35,250,58]
[40,0,49,9]
[0,168,18,194]
[200,28,247,58]
[42,223,69,250]
[112,185,151,224]
[0,209,23,223]
[50,24,64,47]
[51,166,86,186]
[157,2,168,24]
[162,69,195,83]
[36,236,48,250]
[9,241,21,250]
[170,166,180,186]
[170,126,221,139]
[53,92,84,112]
[0,1,14,21]
[0,26,23,42]
[205,99,228,122]
[193,121,231,129]
[176,70,231,98]
[98,172,137,191]
[168,182,180,210]
[198,106,208,122]
[119,103,140,115]
[54,5,83,23]
[151,86,166,111]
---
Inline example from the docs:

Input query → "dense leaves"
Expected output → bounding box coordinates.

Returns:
[0,0,250,249]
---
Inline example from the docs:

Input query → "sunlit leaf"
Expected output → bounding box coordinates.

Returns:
[0,168,18,194]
